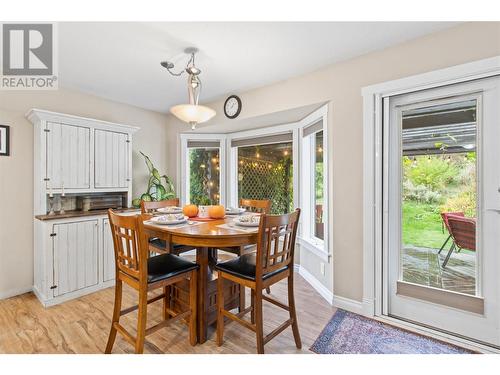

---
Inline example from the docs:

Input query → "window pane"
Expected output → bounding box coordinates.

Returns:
[189,148,220,205]
[237,142,293,214]
[401,99,477,295]
[314,131,324,240]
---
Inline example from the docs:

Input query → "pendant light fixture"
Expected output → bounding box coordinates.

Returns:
[161,47,216,130]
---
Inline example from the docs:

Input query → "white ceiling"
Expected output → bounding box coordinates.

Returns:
[58,22,459,113]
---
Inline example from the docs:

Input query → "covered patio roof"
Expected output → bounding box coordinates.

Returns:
[402,99,477,156]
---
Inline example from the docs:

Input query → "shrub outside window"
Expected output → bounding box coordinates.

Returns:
[188,147,221,205]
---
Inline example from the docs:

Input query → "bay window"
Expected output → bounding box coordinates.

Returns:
[299,108,328,258]
[179,104,329,258]
[180,137,226,206]
[232,134,294,214]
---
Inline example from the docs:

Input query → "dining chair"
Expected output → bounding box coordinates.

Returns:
[219,198,273,303]
[220,199,271,255]
[441,215,476,268]
[239,198,272,214]
[105,210,198,354]
[215,209,302,354]
[140,199,195,255]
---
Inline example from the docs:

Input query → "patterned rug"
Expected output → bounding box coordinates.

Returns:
[310,309,474,354]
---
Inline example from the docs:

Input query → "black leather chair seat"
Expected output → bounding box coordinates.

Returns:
[147,253,198,283]
[149,238,187,252]
[215,253,286,281]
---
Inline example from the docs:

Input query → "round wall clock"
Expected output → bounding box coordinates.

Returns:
[224,95,242,119]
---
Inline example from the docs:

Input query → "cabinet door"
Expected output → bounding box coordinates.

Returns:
[46,122,91,189]
[52,220,98,297]
[94,129,129,188]
[102,218,116,282]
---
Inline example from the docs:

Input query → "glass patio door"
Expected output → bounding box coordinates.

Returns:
[383,76,500,347]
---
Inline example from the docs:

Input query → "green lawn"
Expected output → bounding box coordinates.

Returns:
[402,202,449,249]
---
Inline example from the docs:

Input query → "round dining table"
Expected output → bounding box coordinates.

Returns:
[142,216,259,343]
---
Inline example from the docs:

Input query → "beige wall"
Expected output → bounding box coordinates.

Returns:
[166,22,500,302]
[0,88,181,298]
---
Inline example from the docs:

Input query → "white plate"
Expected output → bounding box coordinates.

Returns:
[234,216,260,227]
[225,207,246,215]
[157,206,183,214]
[150,215,188,225]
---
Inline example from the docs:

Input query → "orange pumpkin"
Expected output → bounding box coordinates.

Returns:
[183,204,199,218]
[208,205,225,219]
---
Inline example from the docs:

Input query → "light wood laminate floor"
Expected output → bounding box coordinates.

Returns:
[0,273,334,354]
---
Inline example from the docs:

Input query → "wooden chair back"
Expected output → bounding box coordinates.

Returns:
[107,210,149,282]
[140,198,180,214]
[240,199,271,214]
[447,216,476,252]
[255,209,300,279]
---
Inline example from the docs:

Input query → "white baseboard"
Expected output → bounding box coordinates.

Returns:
[295,264,365,314]
[362,297,375,316]
[333,294,364,315]
[298,265,333,305]
[0,286,33,300]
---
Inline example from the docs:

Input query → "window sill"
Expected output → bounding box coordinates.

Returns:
[298,237,331,262]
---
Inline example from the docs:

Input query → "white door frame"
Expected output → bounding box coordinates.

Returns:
[361,56,500,319]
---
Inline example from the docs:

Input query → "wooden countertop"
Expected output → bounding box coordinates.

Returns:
[35,207,140,221]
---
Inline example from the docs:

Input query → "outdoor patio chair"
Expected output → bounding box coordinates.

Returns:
[441,215,476,268]
[438,212,465,256]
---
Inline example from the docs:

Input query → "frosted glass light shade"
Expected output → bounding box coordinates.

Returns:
[170,104,216,127]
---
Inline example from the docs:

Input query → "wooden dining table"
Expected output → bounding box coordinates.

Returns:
[142,216,259,343]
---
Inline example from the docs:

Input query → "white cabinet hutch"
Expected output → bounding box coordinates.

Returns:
[27,109,140,307]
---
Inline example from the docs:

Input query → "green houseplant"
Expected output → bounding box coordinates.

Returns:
[131,151,175,208]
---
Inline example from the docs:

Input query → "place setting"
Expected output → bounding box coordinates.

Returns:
[217,213,261,232]
[225,206,247,215]
[146,213,201,228]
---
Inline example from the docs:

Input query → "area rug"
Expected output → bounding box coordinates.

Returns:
[310,309,474,354]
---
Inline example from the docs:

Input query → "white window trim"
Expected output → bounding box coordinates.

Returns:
[361,55,500,318]
[298,105,330,261]
[178,133,227,206]
[178,104,330,261]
